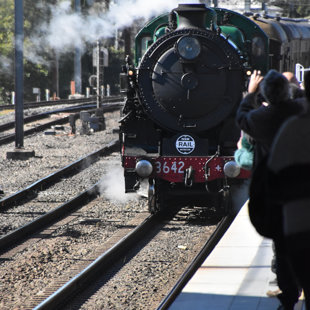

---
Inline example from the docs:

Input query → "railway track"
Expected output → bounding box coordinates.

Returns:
[0,96,124,111]
[0,155,228,310]
[0,101,123,146]
[33,212,158,310]
[0,139,119,252]
[0,137,149,308]
[0,140,118,210]
[31,208,228,310]
[157,213,235,310]
[0,101,240,309]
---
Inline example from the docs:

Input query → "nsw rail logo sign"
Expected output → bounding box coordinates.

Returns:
[176,135,195,154]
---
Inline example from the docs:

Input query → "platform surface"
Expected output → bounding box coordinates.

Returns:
[169,202,305,310]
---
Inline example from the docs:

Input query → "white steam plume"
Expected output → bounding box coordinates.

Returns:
[27,0,200,59]
[0,55,13,76]
[99,163,139,204]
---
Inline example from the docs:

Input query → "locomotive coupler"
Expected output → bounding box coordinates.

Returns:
[184,165,194,187]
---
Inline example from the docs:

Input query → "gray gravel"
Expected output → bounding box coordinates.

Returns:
[0,108,151,309]
[0,110,119,195]
[77,216,216,310]
[0,108,217,310]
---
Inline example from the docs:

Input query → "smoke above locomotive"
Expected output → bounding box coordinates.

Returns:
[22,0,197,65]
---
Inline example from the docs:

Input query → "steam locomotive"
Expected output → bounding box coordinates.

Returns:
[119,3,310,214]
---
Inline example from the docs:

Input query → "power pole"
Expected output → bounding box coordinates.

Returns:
[74,0,82,94]
[7,0,34,159]
[96,40,101,108]
[14,0,24,149]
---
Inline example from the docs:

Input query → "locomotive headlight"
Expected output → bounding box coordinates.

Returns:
[223,161,241,178]
[135,160,153,178]
[176,36,201,60]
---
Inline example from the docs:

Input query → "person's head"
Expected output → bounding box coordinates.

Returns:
[305,71,310,102]
[282,71,300,87]
[260,69,290,105]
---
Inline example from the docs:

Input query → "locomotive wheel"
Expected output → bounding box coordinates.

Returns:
[148,179,165,214]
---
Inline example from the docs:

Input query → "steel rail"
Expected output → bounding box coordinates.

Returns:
[0,182,98,253]
[0,101,122,132]
[0,102,122,146]
[0,103,94,132]
[0,140,119,252]
[156,212,236,310]
[33,214,159,310]
[0,95,124,111]
[0,139,119,209]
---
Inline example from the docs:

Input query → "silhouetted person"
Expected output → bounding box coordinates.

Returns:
[268,71,310,309]
[236,69,305,310]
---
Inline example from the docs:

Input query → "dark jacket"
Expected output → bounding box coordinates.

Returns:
[236,92,304,167]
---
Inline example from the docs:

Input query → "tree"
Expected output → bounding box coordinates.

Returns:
[0,0,14,103]
[0,0,121,103]
[0,0,56,103]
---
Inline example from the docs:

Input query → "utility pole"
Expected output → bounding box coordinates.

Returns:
[14,0,24,149]
[7,0,34,159]
[74,0,82,94]
[96,40,101,108]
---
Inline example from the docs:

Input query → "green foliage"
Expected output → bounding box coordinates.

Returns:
[0,0,14,56]
[0,0,14,104]
[0,0,54,103]
[0,0,117,103]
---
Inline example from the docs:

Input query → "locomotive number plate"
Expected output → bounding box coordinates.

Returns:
[154,157,212,182]
[155,160,185,175]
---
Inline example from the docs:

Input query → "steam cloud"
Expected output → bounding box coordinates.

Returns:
[0,55,13,76]
[99,164,139,203]
[27,0,200,62]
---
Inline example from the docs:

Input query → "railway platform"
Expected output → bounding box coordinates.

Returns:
[169,202,305,310]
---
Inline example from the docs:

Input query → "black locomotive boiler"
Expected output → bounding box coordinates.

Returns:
[119,4,310,214]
